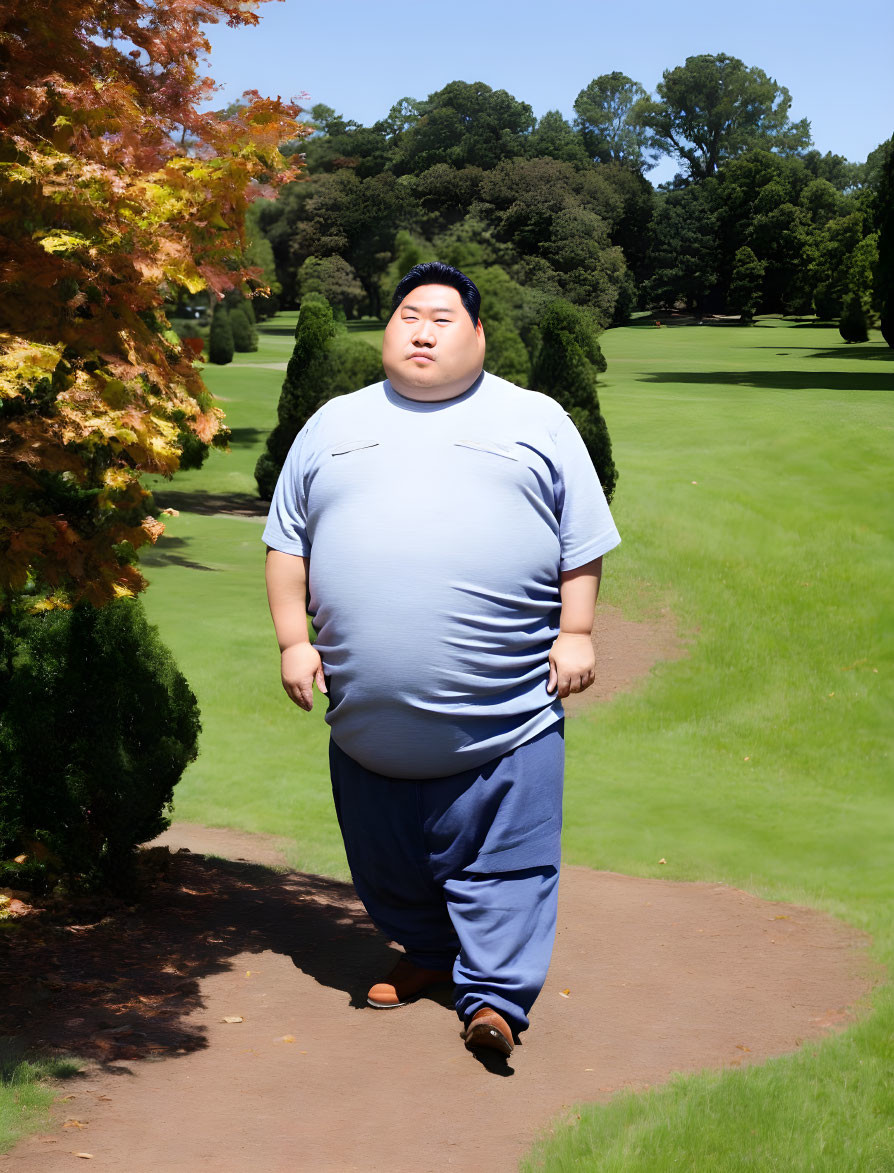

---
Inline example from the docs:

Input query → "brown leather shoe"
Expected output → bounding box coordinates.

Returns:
[366,956,453,1008]
[462,1007,514,1056]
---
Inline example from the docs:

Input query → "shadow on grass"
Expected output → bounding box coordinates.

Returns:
[150,490,268,518]
[139,535,220,573]
[639,369,894,392]
[0,850,397,1070]
[225,426,268,446]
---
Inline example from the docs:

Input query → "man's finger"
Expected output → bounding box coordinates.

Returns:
[547,661,557,694]
[315,665,328,695]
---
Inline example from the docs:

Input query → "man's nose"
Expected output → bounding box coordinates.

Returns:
[410,319,435,346]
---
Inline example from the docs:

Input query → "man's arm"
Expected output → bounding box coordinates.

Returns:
[265,548,327,711]
[547,556,603,698]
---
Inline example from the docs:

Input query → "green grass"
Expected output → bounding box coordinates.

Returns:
[7,313,893,1163]
[0,1041,84,1152]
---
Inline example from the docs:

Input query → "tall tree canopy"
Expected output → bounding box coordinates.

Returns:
[635,54,812,181]
[0,0,306,606]
[573,73,656,170]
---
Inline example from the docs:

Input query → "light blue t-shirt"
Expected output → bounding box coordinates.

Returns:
[262,371,621,779]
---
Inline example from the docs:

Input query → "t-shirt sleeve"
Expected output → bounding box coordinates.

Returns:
[261,421,313,557]
[553,412,621,571]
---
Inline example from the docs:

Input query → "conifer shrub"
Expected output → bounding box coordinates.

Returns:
[839,293,869,343]
[229,304,255,352]
[728,246,765,321]
[530,299,617,502]
[208,302,234,364]
[0,601,200,896]
[255,300,384,499]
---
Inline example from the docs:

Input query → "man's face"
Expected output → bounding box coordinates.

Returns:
[382,283,485,402]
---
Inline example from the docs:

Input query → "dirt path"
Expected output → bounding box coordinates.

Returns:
[1,610,877,1170]
[2,824,876,1173]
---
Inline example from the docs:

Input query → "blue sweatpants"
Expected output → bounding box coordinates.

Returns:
[328,721,564,1033]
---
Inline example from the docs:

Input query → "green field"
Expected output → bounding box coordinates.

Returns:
[8,314,893,1165]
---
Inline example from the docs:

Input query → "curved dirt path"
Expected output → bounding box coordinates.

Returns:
[1,609,877,1170]
[2,828,876,1173]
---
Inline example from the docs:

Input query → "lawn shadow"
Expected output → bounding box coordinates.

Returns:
[0,849,397,1070]
[226,426,268,446]
[639,369,893,392]
[150,490,268,518]
[139,535,220,573]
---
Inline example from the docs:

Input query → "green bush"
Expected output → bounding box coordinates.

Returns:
[839,292,869,343]
[255,299,384,499]
[208,303,234,364]
[530,299,617,501]
[229,304,257,352]
[0,601,200,895]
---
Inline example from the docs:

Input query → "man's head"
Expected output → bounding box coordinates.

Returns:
[382,262,485,402]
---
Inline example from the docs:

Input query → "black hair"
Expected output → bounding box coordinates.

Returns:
[391,262,481,328]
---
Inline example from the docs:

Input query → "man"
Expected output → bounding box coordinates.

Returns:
[263,263,620,1058]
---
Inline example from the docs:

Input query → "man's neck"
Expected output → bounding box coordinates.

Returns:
[389,369,484,404]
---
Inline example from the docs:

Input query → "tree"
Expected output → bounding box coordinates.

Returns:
[0,0,306,608]
[573,73,656,170]
[229,304,257,352]
[727,247,765,320]
[255,300,384,498]
[643,184,721,312]
[530,301,616,502]
[298,256,365,317]
[635,54,811,182]
[526,110,589,167]
[839,293,869,343]
[208,304,236,364]
[393,81,535,174]
[870,139,894,347]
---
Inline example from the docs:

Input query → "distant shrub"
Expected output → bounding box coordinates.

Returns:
[0,602,200,896]
[229,304,257,352]
[839,293,869,343]
[530,299,617,502]
[255,299,384,499]
[208,303,234,364]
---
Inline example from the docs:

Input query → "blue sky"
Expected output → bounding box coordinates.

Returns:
[203,0,893,185]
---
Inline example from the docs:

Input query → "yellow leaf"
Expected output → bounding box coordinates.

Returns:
[658,858,667,865]
[559,989,570,998]
[221,1016,243,1024]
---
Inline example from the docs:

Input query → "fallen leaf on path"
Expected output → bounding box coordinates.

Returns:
[735,1044,751,1052]
[275,1035,296,1043]
[74,1153,93,1159]
[559,989,570,998]
[221,1016,244,1023]
[63,1120,88,1129]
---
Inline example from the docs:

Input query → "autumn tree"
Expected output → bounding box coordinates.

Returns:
[0,0,308,608]
[0,0,308,893]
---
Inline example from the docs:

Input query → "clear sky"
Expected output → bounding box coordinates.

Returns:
[203,0,894,185]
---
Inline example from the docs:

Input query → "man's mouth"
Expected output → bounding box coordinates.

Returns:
[409,353,435,362]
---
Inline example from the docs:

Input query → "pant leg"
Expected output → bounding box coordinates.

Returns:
[446,864,560,1034]
[422,722,566,1033]
[329,738,460,970]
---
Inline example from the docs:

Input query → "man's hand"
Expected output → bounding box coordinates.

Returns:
[547,632,596,698]
[280,642,328,711]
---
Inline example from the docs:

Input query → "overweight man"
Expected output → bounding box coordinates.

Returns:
[263,262,620,1058]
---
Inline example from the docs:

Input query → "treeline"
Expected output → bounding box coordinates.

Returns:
[249,56,892,348]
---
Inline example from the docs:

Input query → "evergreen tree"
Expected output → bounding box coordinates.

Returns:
[727,246,765,320]
[208,303,235,364]
[530,300,617,501]
[255,300,383,498]
[839,292,869,343]
[871,139,894,348]
[229,304,256,352]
